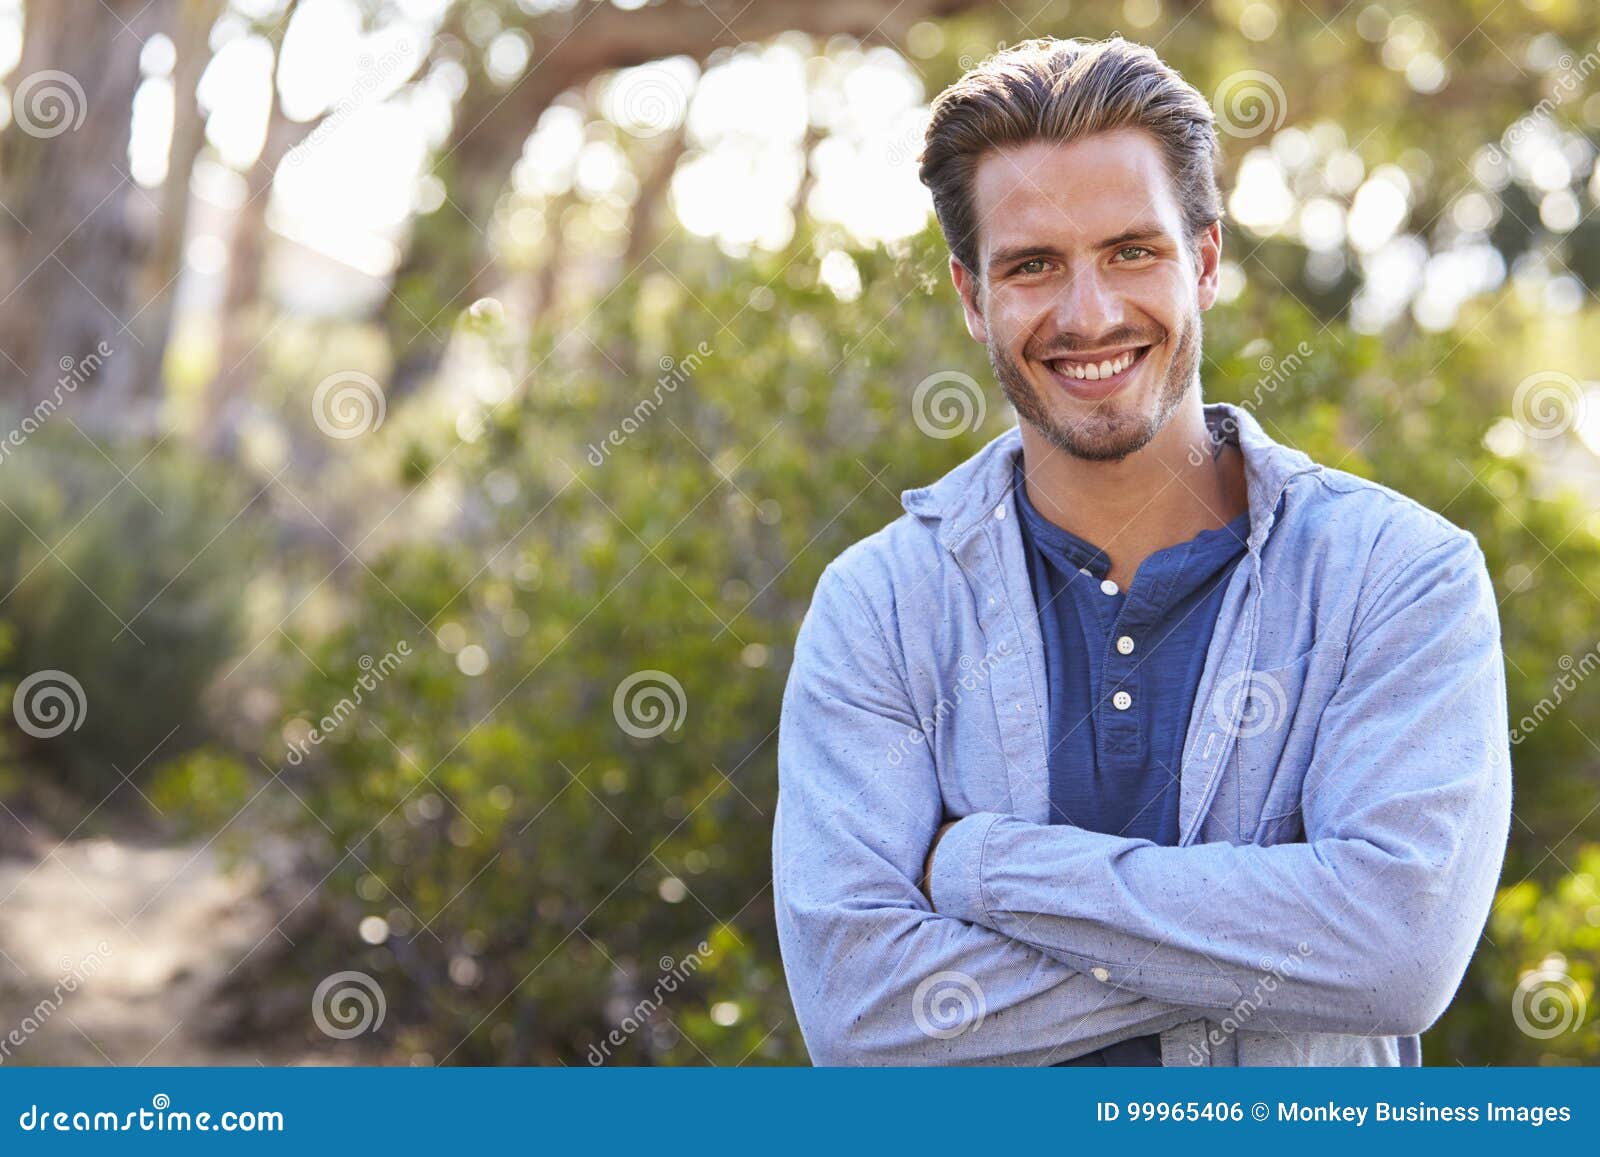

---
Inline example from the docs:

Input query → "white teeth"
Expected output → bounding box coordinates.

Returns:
[1052,348,1140,381]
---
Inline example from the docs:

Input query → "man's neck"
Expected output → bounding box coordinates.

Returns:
[1018,396,1249,589]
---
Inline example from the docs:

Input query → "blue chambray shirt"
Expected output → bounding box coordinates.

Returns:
[773,402,1512,1066]
[1012,457,1251,1066]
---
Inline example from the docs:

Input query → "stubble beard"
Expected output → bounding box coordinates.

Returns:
[987,309,1201,463]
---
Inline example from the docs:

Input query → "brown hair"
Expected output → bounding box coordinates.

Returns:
[918,36,1222,280]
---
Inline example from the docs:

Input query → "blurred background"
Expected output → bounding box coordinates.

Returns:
[0,0,1596,1067]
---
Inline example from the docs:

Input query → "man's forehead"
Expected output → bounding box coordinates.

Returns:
[971,131,1181,255]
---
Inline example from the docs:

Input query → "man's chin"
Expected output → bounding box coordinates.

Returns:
[1030,399,1158,462]
[1045,427,1155,463]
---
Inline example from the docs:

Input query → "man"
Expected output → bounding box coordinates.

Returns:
[771,36,1511,1066]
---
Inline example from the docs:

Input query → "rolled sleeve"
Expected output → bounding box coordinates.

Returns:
[928,811,1002,925]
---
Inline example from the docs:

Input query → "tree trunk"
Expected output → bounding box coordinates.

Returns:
[192,0,308,458]
[130,0,224,402]
[0,0,168,435]
[195,100,313,458]
[620,124,690,274]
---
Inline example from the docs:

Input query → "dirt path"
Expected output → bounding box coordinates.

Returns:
[0,834,339,1066]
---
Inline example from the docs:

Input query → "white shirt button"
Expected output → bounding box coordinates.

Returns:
[1112,690,1132,710]
[1092,967,1111,982]
[1116,635,1134,654]
[1100,579,1118,596]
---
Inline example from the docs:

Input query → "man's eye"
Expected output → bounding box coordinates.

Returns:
[1016,258,1048,275]
[1116,245,1154,261]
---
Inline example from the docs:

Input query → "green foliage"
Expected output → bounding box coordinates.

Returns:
[1479,847,1600,1063]
[1169,270,1600,1066]
[242,223,997,1064]
[147,747,257,836]
[0,431,253,795]
[3,0,1598,1070]
[230,217,1600,1065]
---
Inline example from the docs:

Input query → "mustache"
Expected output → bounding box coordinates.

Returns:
[1028,332,1161,359]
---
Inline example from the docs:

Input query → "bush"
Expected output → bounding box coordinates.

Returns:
[0,430,253,797]
[247,222,1598,1064]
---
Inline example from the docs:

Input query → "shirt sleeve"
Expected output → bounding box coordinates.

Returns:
[774,559,1196,1064]
[928,531,1512,1038]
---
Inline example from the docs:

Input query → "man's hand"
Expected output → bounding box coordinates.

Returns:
[920,819,958,907]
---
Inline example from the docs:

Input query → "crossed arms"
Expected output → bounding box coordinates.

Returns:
[772,532,1511,1065]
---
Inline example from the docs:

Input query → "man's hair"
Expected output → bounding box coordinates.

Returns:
[918,36,1222,281]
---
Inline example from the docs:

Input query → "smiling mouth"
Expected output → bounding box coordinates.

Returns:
[1040,343,1155,395]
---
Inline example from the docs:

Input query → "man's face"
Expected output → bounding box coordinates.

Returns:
[951,129,1221,462]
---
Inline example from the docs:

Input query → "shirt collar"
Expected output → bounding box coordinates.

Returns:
[1011,453,1250,582]
[1010,455,1109,576]
[900,401,1318,557]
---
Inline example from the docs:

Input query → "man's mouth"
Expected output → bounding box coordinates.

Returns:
[1039,343,1155,396]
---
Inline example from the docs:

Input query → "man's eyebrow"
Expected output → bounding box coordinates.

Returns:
[1099,223,1173,248]
[986,244,1061,272]
[985,224,1174,272]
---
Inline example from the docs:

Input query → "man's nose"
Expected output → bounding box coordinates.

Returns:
[1051,266,1123,338]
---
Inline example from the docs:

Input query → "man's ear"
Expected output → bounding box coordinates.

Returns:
[1194,219,1223,312]
[950,255,988,344]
